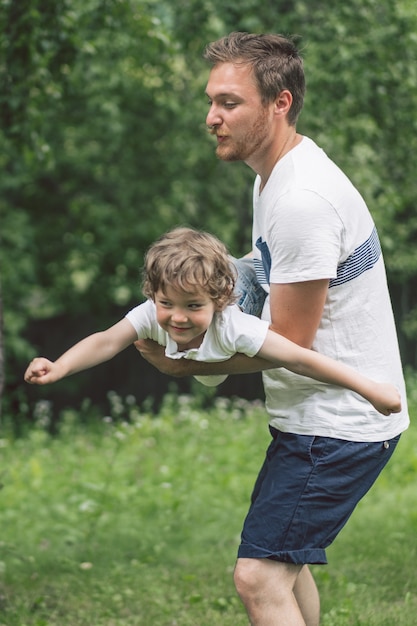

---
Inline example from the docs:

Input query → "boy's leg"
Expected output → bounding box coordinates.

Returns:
[232,257,266,317]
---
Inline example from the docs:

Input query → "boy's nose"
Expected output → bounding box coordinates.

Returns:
[171,309,188,322]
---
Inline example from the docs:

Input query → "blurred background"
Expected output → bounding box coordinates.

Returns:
[1,0,417,427]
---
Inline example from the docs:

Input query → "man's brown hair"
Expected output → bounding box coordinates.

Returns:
[204,31,305,126]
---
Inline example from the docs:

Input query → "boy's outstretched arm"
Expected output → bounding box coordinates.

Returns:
[258,329,401,416]
[24,319,137,385]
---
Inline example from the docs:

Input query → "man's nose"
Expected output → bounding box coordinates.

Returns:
[206,104,221,129]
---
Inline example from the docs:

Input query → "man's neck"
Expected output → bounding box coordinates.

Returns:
[249,130,302,192]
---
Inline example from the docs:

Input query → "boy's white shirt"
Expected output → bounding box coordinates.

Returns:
[125,299,269,386]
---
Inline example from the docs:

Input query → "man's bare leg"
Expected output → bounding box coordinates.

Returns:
[293,565,320,626]
[234,558,308,626]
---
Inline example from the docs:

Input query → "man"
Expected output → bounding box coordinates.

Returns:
[136,32,409,625]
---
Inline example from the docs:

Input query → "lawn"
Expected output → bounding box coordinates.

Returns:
[0,384,416,625]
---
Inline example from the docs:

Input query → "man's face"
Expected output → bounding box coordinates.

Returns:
[205,62,273,164]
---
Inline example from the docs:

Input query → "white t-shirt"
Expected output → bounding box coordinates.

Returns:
[252,136,409,442]
[125,300,269,386]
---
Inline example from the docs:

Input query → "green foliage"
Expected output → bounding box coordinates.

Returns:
[0,387,416,624]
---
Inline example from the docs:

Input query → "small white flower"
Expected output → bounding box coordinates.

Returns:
[79,562,93,570]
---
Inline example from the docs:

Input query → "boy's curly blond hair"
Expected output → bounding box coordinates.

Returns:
[142,227,237,310]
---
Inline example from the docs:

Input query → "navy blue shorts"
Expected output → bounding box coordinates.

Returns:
[238,427,400,564]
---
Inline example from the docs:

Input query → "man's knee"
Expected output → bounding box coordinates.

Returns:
[234,558,299,603]
[234,558,261,599]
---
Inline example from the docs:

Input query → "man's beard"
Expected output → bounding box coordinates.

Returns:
[216,109,270,162]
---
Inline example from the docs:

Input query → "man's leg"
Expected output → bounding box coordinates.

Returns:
[234,558,318,626]
[293,565,320,626]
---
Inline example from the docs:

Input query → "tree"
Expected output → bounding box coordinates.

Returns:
[0,0,181,412]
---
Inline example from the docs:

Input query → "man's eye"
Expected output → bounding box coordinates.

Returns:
[224,102,237,109]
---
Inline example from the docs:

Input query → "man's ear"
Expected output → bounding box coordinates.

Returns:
[274,89,293,117]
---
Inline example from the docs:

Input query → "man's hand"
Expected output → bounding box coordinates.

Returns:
[134,339,225,377]
[134,339,183,375]
[134,338,274,378]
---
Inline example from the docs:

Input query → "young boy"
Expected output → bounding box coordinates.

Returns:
[25,227,401,416]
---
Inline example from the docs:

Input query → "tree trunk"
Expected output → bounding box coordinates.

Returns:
[0,282,4,419]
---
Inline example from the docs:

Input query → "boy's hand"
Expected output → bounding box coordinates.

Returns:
[24,357,61,385]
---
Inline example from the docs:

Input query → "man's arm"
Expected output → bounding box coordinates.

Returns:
[134,339,274,377]
[268,279,329,348]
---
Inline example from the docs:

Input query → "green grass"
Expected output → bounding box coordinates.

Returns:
[0,384,416,625]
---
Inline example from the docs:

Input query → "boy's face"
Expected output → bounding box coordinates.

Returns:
[154,284,219,350]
